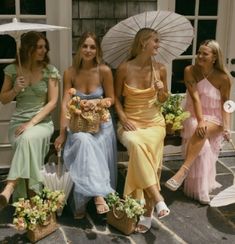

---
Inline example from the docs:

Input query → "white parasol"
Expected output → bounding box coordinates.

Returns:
[210,184,235,207]
[41,149,73,216]
[0,18,68,72]
[101,10,194,68]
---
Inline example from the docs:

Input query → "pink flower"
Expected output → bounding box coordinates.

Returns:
[68,88,76,96]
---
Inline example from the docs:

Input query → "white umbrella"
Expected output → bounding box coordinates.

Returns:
[0,18,68,72]
[41,149,73,216]
[101,11,194,68]
[210,184,235,207]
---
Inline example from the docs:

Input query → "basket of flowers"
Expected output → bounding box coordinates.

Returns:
[160,94,190,135]
[12,188,65,243]
[66,88,111,133]
[106,192,145,235]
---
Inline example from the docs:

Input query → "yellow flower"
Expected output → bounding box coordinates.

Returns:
[159,94,190,133]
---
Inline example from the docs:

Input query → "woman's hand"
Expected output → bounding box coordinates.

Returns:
[15,121,34,137]
[154,80,164,91]
[54,134,66,151]
[196,120,207,138]
[120,118,137,131]
[223,129,231,142]
[14,76,28,92]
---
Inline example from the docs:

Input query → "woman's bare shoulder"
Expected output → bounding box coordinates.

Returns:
[153,61,166,71]
[64,66,74,81]
[99,63,112,74]
[216,70,232,87]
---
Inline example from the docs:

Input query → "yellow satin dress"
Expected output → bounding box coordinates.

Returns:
[117,83,166,201]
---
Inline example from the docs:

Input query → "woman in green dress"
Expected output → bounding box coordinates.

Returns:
[0,31,60,210]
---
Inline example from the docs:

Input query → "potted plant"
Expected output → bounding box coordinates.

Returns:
[12,188,65,243]
[160,94,190,135]
[106,192,145,235]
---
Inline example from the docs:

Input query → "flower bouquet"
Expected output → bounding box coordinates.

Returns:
[160,94,190,135]
[106,192,145,235]
[12,188,65,243]
[66,88,111,133]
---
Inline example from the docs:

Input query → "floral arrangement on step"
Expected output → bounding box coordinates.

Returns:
[12,188,65,231]
[66,88,111,133]
[159,93,190,134]
[106,192,145,221]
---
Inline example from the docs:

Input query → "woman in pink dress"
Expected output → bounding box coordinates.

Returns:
[165,40,232,204]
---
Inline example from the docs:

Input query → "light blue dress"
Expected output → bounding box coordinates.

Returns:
[63,86,117,212]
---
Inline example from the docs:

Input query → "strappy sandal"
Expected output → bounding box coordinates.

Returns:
[155,201,170,219]
[165,165,189,191]
[135,215,152,233]
[94,197,110,214]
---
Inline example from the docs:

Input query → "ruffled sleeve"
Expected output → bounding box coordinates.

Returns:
[4,64,17,79]
[44,64,61,82]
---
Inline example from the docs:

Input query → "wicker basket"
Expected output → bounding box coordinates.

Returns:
[69,110,101,133]
[27,214,58,243]
[107,206,137,235]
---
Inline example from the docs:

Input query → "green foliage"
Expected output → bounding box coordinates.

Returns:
[106,192,145,221]
[160,94,190,132]
[12,188,65,231]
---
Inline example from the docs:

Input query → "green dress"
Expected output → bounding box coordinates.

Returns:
[4,64,60,200]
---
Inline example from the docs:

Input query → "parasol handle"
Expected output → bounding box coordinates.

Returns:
[57,149,62,178]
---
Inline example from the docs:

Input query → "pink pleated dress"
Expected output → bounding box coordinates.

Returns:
[181,78,224,203]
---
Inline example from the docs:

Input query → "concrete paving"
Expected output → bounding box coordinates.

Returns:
[0,156,235,244]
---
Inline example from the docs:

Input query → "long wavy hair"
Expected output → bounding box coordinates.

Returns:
[128,28,158,60]
[16,31,50,67]
[199,39,229,76]
[72,32,102,72]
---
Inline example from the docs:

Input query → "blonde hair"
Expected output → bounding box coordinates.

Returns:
[128,28,157,60]
[72,32,103,72]
[200,39,229,76]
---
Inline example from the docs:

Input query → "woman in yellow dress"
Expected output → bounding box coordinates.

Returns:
[115,28,170,233]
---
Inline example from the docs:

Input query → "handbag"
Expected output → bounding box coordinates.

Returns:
[67,97,110,134]
[69,110,101,133]
[107,201,137,235]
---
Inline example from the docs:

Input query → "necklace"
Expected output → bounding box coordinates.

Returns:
[202,68,214,79]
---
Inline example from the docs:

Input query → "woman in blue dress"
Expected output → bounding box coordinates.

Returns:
[0,31,60,209]
[54,32,117,219]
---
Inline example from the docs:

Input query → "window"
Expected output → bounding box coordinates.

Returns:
[0,0,46,91]
[171,0,219,93]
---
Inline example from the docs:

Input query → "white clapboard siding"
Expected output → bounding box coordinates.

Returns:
[0,122,10,144]
[0,102,15,168]
[0,146,13,169]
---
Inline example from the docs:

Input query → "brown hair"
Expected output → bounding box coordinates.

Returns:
[16,31,50,67]
[72,32,103,71]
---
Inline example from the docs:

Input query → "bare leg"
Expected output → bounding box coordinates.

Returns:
[0,180,17,210]
[145,185,169,218]
[166,122,223,190]
[135,190,154,233]
[25,179,36,198]
[135,184,170,233]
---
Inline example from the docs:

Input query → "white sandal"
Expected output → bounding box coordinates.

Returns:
[135,215,152,233]
[156,201,170,219]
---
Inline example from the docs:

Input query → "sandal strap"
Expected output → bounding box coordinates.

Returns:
[156,201,170,219]
[138,216,152,229]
